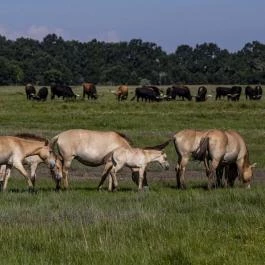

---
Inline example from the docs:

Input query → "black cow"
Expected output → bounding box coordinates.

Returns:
[131,86,162,102]
[227,86,242,101]
[25,84,36,100]
[195,86,207,102]
[51,84,77,100]
[166,86,192,101]
[32,87,48,101]
[245,85,262,100]
[216,86,242,101]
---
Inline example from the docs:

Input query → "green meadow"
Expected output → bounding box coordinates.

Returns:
[0,85,265,265]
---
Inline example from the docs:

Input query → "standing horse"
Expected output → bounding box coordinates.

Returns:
[50,129,145,189]
[0,134,59,191]
[194,130,256,189]
[173,129,210,189]
[98,145,170,191]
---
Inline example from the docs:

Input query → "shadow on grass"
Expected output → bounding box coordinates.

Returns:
[160,181,225,191]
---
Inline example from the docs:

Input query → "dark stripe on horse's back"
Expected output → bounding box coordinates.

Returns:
[115,131,133,145]
[15,133,49,145]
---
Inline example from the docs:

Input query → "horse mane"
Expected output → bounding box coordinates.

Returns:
[115,131,133,145]
[144,140,171,150]
[15,133,49,146]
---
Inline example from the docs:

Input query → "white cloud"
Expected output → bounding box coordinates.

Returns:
[26,25,64,40]
[0,24,65,41]
[97,30,120,43]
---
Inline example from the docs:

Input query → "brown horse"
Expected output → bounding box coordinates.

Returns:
[50,129,144,189]
[98,145,169,191]
[193,130,256,189]
[0,134,60,191]
[173,129,209,189]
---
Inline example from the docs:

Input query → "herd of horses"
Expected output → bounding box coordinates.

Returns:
[25,83,263,102]
[0,129,255,192]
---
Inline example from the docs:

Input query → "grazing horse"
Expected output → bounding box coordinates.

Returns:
[50,129,144,189]
[98,144,170,191]
[193,130,256,189]
[0,134,60,191]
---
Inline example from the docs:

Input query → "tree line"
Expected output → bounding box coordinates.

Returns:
[0,33,265,86]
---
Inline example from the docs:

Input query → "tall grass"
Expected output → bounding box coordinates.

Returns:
[0,85,264,264]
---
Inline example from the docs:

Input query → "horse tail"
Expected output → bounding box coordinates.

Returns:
[192,137,209,161]
[144,139,172,150]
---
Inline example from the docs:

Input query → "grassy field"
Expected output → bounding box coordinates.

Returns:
[0,85,265,264]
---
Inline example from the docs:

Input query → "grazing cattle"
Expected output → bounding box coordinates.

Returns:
[193,130,256,189]
[113,85,128,101]
[83,83,97,100]
[0,134,60,191]
[98,143,170,191]
[32,87,48,101]
[131,86,162,102]
[25,84,36,100]
[51,84,77,100]
[216,86,242,101]
[50,129,147,190]
[245,85,262,100]
[166,86,192,101]
[195,86,207,102]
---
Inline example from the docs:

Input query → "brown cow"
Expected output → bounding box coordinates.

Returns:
[83,83,97,99]
[113,85,128,101]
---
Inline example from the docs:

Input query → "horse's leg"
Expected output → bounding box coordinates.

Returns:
[62,158,73,189]
[13,162,34,190]
[30,162,38,188]
[0,165,6,190]
[175,156,188,189]
[207,159,220,189]
[97,161,113,190]
[109,162,125,191]
[138,167,146,191]
[131,169,139,185]
[215,165,224,187]
[131,169,148,187]
[3,166,11,191]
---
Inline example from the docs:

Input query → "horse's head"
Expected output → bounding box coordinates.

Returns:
[242,163,257,187]
[48,151,63,182]
[156,151,170,170]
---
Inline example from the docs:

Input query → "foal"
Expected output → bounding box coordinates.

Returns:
[98,146,170,191]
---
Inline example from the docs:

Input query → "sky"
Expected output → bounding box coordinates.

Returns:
[0,0,265,53]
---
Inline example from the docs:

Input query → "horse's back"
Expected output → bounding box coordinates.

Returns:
[174,129,207,154]
[56,129,131,163]
[225,130,248,156]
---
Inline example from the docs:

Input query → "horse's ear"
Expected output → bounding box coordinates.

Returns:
[251,163,257,168]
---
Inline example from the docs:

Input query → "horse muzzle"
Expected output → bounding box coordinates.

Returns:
[49,160,56,169]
